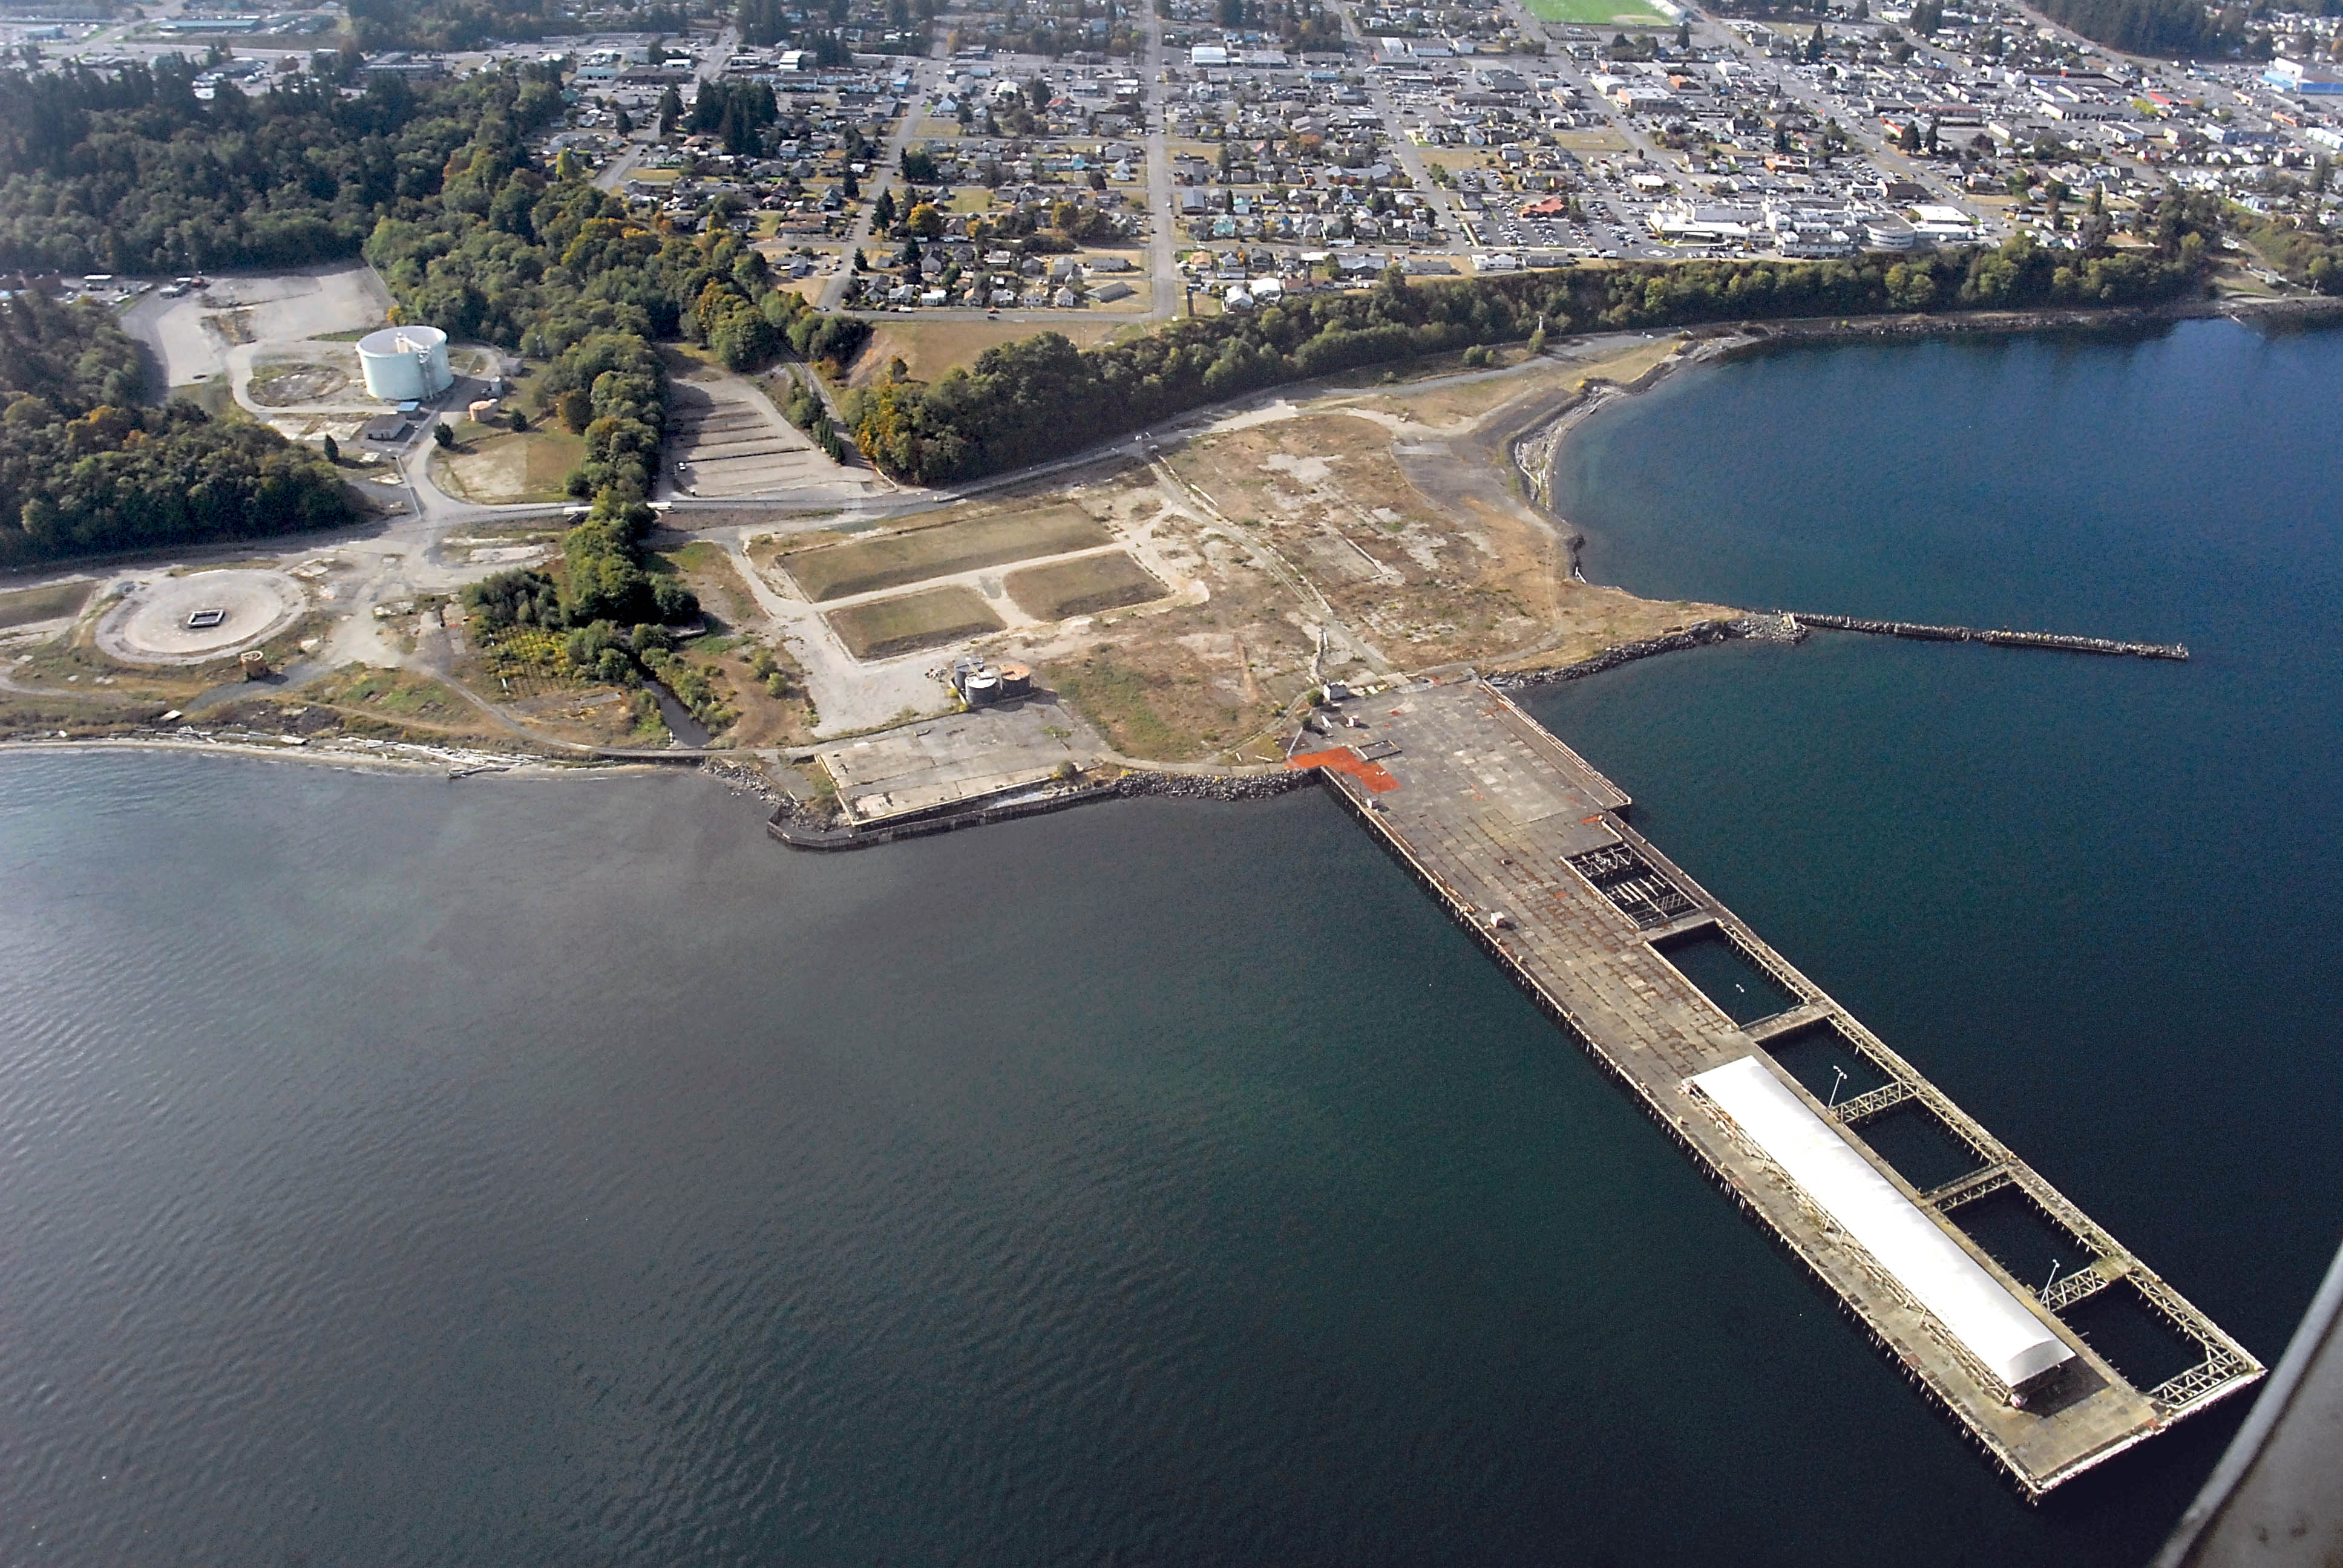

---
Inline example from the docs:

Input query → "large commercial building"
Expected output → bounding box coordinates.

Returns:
[2264,57,2343,94]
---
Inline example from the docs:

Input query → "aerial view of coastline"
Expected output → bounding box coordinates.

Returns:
[1,0,2337,1558]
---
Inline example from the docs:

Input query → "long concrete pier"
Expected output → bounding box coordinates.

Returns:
[1296,676,2259,1498]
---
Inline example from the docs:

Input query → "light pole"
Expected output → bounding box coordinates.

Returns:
[2045,1258,2062,1296]
[1827,1065,1847,1109]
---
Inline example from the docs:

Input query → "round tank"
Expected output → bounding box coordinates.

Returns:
[357,325,453,402]
[962,673,1000,704]
[997,662,1032,697]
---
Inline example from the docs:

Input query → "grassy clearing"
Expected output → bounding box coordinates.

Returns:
[661,541,764,628]
[1047,653,1184,760]
[778,507,1112,601]
[1554,129,1635,152]
[1525,0,1670,21]
[1004,551,1166,620]
[431,427,585,505]
[0,578,96,629]
[169,379,249,423]
[311,665,470,722]
[826,586,1004,659]
[847,318,1124,387]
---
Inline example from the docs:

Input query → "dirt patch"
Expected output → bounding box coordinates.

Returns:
[0,578,95,630]
[778,506,1112,601]
[247,361,351,405]
[1168,413,1568,669]
[431,429,584,505]
[1361,338,1683,428]
[827,586,1006,660]
[661,542,760,626]
[1004,551,1166,620]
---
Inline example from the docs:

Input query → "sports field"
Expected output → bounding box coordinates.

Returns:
[778,507,1112,602]
[826,586,1006,661]
[1525,0,1670,23]
[1004,552,1167,621]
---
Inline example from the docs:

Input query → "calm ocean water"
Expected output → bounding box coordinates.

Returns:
[2,318,2336,1565]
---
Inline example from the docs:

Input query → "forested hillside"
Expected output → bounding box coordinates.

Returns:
[2029,0,2247,56]
[0,293,352,566]
[346,0,569,51]
[362,74,865,496]
[0,62,554,274]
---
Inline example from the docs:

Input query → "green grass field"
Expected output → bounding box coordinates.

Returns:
[778,507,1112,603]
[825,586,1005,661]
[1525,0,1671,23]
[1004,551,1167,621]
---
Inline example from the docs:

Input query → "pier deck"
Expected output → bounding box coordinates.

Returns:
[1303,676,2260,1497]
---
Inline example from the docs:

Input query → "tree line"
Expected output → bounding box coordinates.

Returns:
[0,62,555,275]
[462,487,703,693]
[346,0,567,51]
[362,71,868,501]
[0,292,351,566]
[2030,0,2249,56]
[840,235,2205,485]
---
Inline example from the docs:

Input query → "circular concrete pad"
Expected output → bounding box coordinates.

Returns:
[97,570,306,665]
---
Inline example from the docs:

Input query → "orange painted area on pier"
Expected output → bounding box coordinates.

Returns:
[1288,748,1399,793]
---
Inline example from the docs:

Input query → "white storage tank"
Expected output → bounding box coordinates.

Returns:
[356,325,453,402]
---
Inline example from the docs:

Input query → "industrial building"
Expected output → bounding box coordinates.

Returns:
[1690,1056,2074,1393]
[951,658,1032,707]
[356,325,453,403]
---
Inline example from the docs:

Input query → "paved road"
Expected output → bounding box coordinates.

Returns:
[1329,0,1469,250]
[594,141,646,192]
[1139,8,1185,319]
[817,48,945,309]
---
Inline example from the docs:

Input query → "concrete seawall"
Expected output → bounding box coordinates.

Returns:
[768,769,1312,849]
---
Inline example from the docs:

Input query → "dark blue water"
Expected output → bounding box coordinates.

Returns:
[1,318,2335,1566]
[1539,313,2343,1475]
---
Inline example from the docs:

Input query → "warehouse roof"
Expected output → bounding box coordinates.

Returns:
[1690,1056,2074,1392]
